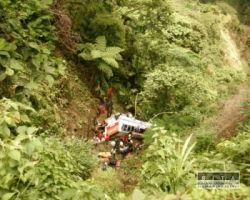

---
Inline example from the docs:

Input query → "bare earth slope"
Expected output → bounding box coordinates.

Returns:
[215,85,249,138]
[214,14,250,138]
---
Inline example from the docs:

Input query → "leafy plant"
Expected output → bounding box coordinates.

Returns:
[79,36,123,78]
[194,128,216,152]
[216,125,250,185]
[0,99,99,199]
[92,168,123,195]
[138,65,216,118]
[0,0,65,96]
[67,0,125,46]
[141,127,196,193]
[0,98,35,138]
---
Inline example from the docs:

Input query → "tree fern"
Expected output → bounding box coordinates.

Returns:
[78,35,124,78]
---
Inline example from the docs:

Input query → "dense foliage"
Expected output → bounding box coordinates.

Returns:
[201,0,250,25]
[136,127,250,199]
[1,0,249,199]
[138,65,216,118]
[0,0,65,96]
[67,0,244,123]
[141,128,196,193]
[0,97,100,199]
[0,1,104,199]
[78,36,124,83]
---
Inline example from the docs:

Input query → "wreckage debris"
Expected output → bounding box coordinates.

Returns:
[93,87,151,169]
[94,113,151,169]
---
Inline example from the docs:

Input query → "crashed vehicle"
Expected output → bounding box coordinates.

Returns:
[103,113,151,138]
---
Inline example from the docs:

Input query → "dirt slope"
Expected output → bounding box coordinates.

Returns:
[213,13,250,138]
[215,85,249,138]
[55,64,98,138]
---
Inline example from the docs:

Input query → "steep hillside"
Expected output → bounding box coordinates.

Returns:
[0,0,250,199]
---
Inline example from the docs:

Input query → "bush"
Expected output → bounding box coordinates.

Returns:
[138,65,216,118]
[141,127,196,193]
[0,98,101,199]
[216,125,250,185]
[92,168,123,195]
[66,0,125,46]
[194,128,216,152]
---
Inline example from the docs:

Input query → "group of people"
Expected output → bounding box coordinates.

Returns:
[106,133,134,168]
[93,86,143,169]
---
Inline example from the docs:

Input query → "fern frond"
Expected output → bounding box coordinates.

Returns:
[114,54,122,61]
[106,47,124,54]
[79,52,93,61]
[95,36,107,51]
[102,57,119,68]
[98,62,113,78]
[91,50,103,59]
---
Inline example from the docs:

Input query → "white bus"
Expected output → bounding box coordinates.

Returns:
[104,114,151,138]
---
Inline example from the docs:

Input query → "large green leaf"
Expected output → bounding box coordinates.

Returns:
[0,51,10,57]
[0,38,16,52]
[2,192,15,200]
[79,52,93,61]
[45,75,54,87]
[8,150,21,161]
[5,68,14,76]
[16,126,27,135]
[106,47,123,54]
[0,122,11,137]
[0,72,7,81]
[27,127,38,135]
[28,42,40,52]
[9,59,24,70]
[131,189,145,200]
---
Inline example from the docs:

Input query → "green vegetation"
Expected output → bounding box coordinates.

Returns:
[78,36,124,80]
[141,129,196,193]
[134,127,250,199]
[0,0,102,199]
[201,0,250,25]
[138,65,216,119]
[1,0,249,199]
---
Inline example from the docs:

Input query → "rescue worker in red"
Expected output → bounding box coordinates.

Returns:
[97,99,107,116]
[120,134,128,143]
[97,132,103,140]
[93,131,104,144]
[107,86,113,99]
[105,134,110,141]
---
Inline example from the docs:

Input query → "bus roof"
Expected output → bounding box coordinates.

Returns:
[105,114,151,129]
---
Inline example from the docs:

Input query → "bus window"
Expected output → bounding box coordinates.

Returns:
[134,127,139,132]
[124,125,128,131]
[121,124,126,131]
[139,128,144,133]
